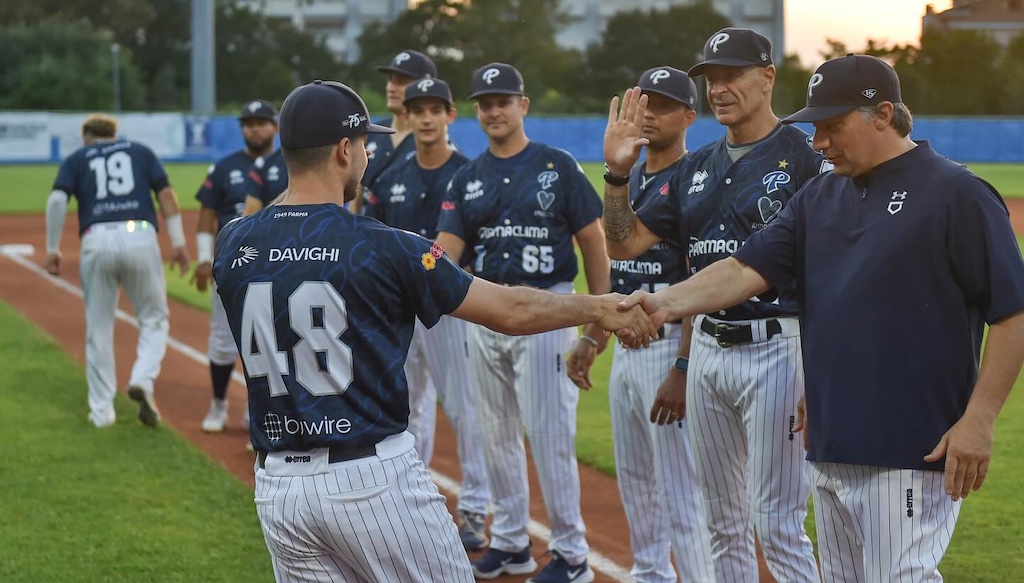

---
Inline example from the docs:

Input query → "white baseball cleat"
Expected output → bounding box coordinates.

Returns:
[202,398,228,432]
[88,410,115,428]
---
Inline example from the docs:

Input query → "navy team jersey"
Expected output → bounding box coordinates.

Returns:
[361,119,411,192]
[637,123,827,320]
[196,150,258,231]
[611,158,690,295]
[247,150,288,207]
[212,204,473,453]
[736,142,1024,470]
[437,142,603,288]
[365,150,469,238]
[52,139,167,235]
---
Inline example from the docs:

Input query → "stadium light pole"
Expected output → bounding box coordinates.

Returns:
[111,43,121,112]
[191,0,216,114]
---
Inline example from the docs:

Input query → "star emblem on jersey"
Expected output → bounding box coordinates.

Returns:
[757,196,784,224]
[778,159,789,169]
[263,412,283,442]
[537,190,556,211]
[232,245,259,269]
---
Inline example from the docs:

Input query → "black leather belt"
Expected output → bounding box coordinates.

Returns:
[699,318,782,348]
[257,444,377,469]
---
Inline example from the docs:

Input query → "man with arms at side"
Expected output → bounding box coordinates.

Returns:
[242,148,288,216]
[365,77,493,552]
[603,28,824,583]
[193,99,279,433]
[211,79,654,583]
[45,113,191,428]
[620,54,1024,583]
[567,66,713,583]
[435,63,608,583]
[351,49,437,215]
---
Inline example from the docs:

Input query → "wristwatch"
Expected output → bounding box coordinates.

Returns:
[603,165,629,186]
[673,356,689,372]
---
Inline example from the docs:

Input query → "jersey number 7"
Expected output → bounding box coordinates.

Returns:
[240,282,354,397]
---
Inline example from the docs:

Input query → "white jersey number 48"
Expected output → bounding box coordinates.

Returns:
[240,281,354,397]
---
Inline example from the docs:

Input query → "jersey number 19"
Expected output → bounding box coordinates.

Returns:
[88,152,136,199]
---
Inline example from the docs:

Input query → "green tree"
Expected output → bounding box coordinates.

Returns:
[998,33,1024,114]
[772,54,813,117]
[0,21,146,110]
[580,1,731,112]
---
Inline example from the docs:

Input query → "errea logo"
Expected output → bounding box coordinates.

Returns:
[232,246,258,269]
[888,190,907,215]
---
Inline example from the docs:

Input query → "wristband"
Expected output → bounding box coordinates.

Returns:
[673,356,689,372]
[603,165,629,187]
[196,231,214,264]
[166,214,186,249]
[580,335,600,348]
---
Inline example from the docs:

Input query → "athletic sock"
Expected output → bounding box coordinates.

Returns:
[211,362,235,400]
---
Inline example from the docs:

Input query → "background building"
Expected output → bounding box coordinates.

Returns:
[923,0,1024,46]
[239,0,786,64]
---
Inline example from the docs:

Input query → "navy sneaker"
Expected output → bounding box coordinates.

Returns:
[458,510,489,551]
[527,551,594,583]
[471,545,537,579]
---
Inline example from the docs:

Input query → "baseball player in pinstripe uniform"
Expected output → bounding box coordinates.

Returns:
[604,29,826,583]
[621,53,1024,583]
[44,113,191,428]
[351,49,438,215]
[211,79,656,583]
[364,78,493,551]
[193,99,279,432]
[435,63,608,583]
[567,67,713,583]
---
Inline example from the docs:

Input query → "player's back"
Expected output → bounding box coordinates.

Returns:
[54,139,165,234]
[212,204,471,453]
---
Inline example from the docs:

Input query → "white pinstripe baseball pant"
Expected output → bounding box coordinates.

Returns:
[609,332,714,583]
[405,315,492,515]
[812,462,961,583]
[468,285,589,562]
[687,315,818,583]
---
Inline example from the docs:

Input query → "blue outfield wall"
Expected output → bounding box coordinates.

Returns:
[195,116,1024,164]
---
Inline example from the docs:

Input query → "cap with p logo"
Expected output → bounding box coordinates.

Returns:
[279,80,394,149]
[375,49,438,79]
[403,77,454,107]
[468,63,525,99]
[638,67,698,108]
[783,54,902,124]
[688,27,774,77]
[239,99,278,123]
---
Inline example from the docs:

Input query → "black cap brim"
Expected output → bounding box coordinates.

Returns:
[782,104,859,124]
[376,65,413,76]
[367,122,396,134]
[688,58,766,77]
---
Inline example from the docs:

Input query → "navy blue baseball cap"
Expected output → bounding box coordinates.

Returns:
[403,77,454,107]
[638,67,698,109]
[279,80,394,149]
[688,28,774,77]
[783,54,903,124]
[468,63,525,99]
[376,50,437,79]
[239,99,278,123]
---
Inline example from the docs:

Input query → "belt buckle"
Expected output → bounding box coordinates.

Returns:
[713,322,738,348]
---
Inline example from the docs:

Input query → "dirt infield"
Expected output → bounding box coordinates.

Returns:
[25,197,1024,581]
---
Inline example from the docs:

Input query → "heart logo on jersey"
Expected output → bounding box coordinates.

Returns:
[757,197,783,224]
[537,190,555,211]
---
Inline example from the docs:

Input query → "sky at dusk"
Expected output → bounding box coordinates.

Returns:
[785,0,953,67]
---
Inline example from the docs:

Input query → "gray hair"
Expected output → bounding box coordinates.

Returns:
[858,102,913,137]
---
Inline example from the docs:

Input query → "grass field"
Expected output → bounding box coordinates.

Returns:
[3,161,1024,579]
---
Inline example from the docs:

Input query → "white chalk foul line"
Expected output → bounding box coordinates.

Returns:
[2,245,633,582]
